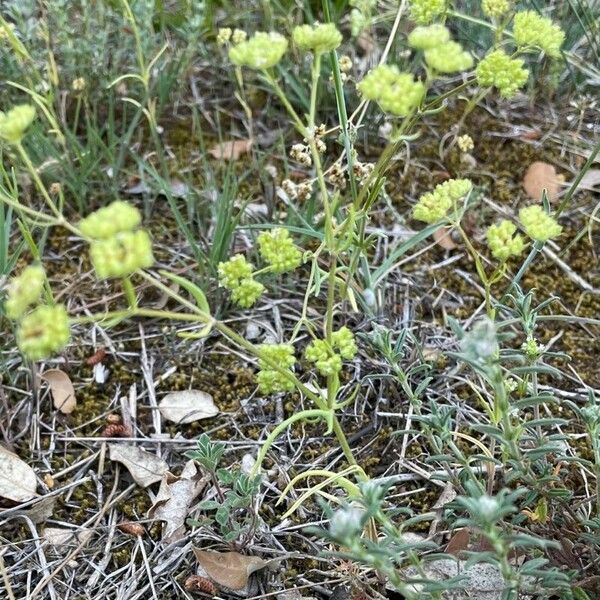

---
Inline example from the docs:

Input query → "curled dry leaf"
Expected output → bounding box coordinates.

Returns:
[147,460,207,543]
[108,444,169,487]
[41,369,77,414]
[193,549,267,591]
[43,527,93,547]
[208,138,253,161]
[158,390,218,424]
[522,161,560,203]
[0,445,38,502]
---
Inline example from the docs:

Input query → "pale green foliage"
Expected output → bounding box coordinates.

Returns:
[425,41,473,73]
[293,23,342,54]
[486,220,525,261]
[407,24,450,50]
[0,104,36,144]
[481,0,511,18]
[79,200,142,239]
[476,50,529,98]
[17,304,70,360]
[257,228,302,273]
[357,65,424,116]
[4,264,45,319]
[513,11,565,58]
[256,343,296,394]
[89,230,154,279]
[409,0,447,24]
[228,31,288,69]
[518,205,562,241]
[412,178,472,223]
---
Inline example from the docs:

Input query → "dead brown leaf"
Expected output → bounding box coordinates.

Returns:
[522,161,560,203]
[208,138,253,161]
[108,444,169,487]
[0,445,38,502]
[41,369,76,414]
[445,527,471,557]
[193,549,267,590]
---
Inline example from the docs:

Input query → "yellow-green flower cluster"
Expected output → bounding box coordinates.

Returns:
[486,220,525,261]
[425,41,473,73]
[293,23,342,54]
[218,255,265,308]
[408,24,450,50]
[257,228,302,273]
[81,201,153,279]
[413,178,473,223]
[476,50,529,98]
[0,104,36,144]
[518,205,562,241]
[229,32,288,69]
[256,343,296,394]
[482,0,511,18]
[4,265,45,319]
[89,230,154,279]
[79,200,141,239]
[16,304,70,361]
[513,11,564,58]
[305,327,357,376]
[409,0,447,24]
[357,65,425,116]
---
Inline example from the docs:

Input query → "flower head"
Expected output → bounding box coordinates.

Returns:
[486,220,525,261]
[358,65,424,116]
[476,50,529,98]
[457,134,474,152]
[229,31,288,69]
[293,23,342,54]
[425,41,473,73]
[257,228,302,273]
[257,343,296,394]
[230,278,265,308]
[518,205,562,241]
[409,0,447,24]
[218,255,264,307]
[408,24,450,50]
[412,178,472,223]
[482,0,511,18]
[79,200,142,239]
[513,11,564,58]
[331,326,358,360]
[0,104,36,144]
[4,264,45,320]
[89,230,154,279]
[305,328,357,376]
[17,304,70,360]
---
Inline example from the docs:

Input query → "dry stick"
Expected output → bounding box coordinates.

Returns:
[0,551,16,600]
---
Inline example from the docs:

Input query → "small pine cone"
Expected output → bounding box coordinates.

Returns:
[184,575,217,595]
[101,423,131,437]
[117,521,145,536]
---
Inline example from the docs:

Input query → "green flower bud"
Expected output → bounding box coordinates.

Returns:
[476,50,529,98]
[425,41,473,73]
[230,277,265,308]
[229,31,288,69]
[4,264,45,320]
[358,65,425,116]
[408,24,450,50]
[293,23,342,54]
[331,326,358,360]
[513,11,564,58]
[89,230,154,279]
[518,205,562,241]
[486,220,525,261]
[257,343,296,394]
[0,104,36,144]
[482,0,511,18]
[218,255,254,290]
[409,0,447,24]
[79,201,142,239]
[412,178,472,223]
[17,304,70,360]
[257,228,302,273]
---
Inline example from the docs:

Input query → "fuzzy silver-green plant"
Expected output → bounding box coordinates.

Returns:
[476,50,529,98]
[229,31,288,69]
